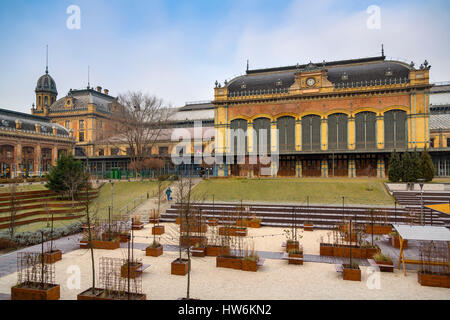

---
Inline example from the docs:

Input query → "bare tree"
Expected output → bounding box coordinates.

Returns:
[109,91,174,177]
[8,182,19,238]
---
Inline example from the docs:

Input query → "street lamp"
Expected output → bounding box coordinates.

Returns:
[110,180,115,217]
[417,178,425,225]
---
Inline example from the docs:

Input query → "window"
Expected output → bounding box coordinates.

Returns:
[328,113,348,150]
[65,121,70,129]
[430,138,435,148]
[98,149,104,156]
[384,110,407,149]
[301,115,321,151]
[447,138,450,148]
[355,111,377,150]
[111,148,119,156]
[278,116,296,152]
[79,132,84,142]
[159,147,168,155]
[44,96,48,106]
[79,120,84,129]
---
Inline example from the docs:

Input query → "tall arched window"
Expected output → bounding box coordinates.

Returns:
[328,113,348,150]
[230,119,248,155]
[253,117,271,155]
[277,116,295,152]
[44,96,48,106]
[384,110,407,149]
[355,111,376,150]
[301,115,321,151]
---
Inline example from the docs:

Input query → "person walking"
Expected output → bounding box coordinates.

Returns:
[166,187,172,201]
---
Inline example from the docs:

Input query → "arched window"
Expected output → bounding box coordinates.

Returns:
[253,117,271,155]
[230,119,248,155]
[38,96,41,106]
[301,115,321,151]
[384,110,407,149]
[44,96,48,106]
[355,111,376,150]
[277,116,295,152]
[328,113,348,150]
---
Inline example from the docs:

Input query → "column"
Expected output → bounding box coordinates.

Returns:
[348,116,355,150]
[296,159,302,177]
[296,119,301,151]
[16,143,22,177]
[247,121,254,153]
[321,159,328,178]
[348,159,355,178]
[377,114,384,149]
[377,158,385,178]
[321,117,328,151]
[35,144,41,176]
[271,121,278,153]
[52,146,58,165]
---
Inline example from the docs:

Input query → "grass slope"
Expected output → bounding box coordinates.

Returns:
[192,178,394,206]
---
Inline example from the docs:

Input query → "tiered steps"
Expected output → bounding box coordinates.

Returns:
[161,202,449,230]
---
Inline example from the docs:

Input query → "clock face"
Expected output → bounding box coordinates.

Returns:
[306,77,316,87]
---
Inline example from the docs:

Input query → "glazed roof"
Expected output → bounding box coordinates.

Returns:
[0,108,70,136]
[226,56,413,95]
[429,113,450,130]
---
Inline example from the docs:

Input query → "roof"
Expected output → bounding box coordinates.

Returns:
[392,224,450,241]
[429,113,450,130]
[48,88,115,114]
[0,108,70,137]
[226,56,413,96]
[35,71,57,95]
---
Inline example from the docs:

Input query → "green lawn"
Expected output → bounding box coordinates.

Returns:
[192,178,394,206]
[89,180,172,219]
[0,183,48,193]
[2,180,171,233]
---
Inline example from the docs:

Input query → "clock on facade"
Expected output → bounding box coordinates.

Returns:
[306,77,316,87]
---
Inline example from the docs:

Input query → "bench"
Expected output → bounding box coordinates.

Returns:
[257,258,265,267]
[368,259,394,272]
[335,263,344,273]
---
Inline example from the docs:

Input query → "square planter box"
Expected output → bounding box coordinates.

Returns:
[119,233,130,243]
[77,288,146,300]
[219,227,248,237]
[171,258,189,276]
[206,245,231,257]
[207,219,218,226]
[120,262,143,279]
[80,240,120,250]
[304,223,314,231]
[11,283,60,300]
[148,218,159,224]
[102,232,120,241]
[288,253,304,265]
[390,235,408,249]
[146,245,163,257]
[181,224,207,233]
[236,219,250,227]
[216,256,242,270]
[343,266,361,281]
[286,240,300,253]
[190,247,206,257]
[249,220,261,228]
[180,236,207,247]
[374,259,394,272]
[132,223,144,230]
[43,250,62,264]
[319,243,334,256]
[242,259,258,272]
[152,225,165,235]
[418,272,450,288]
[365,225,392,235]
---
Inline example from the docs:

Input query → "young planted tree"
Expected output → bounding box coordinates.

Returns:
[46,154,87,207]
[388,151,403,182]
[420,148,435,182]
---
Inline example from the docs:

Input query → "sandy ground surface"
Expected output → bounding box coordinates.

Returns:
[1,223,449,300]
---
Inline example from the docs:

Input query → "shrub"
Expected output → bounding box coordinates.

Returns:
[373,252,392,263]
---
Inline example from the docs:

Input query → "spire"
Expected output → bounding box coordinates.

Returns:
[45,45,49,74]
[381,43,385,57]
[246,59,249,72]
[87,65,90,89]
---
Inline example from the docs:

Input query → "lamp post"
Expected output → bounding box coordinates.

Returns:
[110,180,115,217]
[417,179,425,225]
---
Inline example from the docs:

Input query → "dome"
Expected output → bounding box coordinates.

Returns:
[35,70,58,95]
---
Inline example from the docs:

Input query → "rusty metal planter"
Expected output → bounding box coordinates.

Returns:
[206,245,231,257]
[171,258,189,276]
[43,250,62,264]
[343,266,361,281]
[418,272,450,288]
[77,288,146,300]
[216,256,242,270]
[241,259,258,272]
[11,283,60,300]
[152,225,165,235]
[146,244,163,257]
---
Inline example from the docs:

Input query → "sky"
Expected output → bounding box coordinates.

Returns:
[0,0,449,113]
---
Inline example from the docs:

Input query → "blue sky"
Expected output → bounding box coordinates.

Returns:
[1,0,449,112]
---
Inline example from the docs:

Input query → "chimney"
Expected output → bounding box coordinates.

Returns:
[104,89,109,95]
[96,86,102,92]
